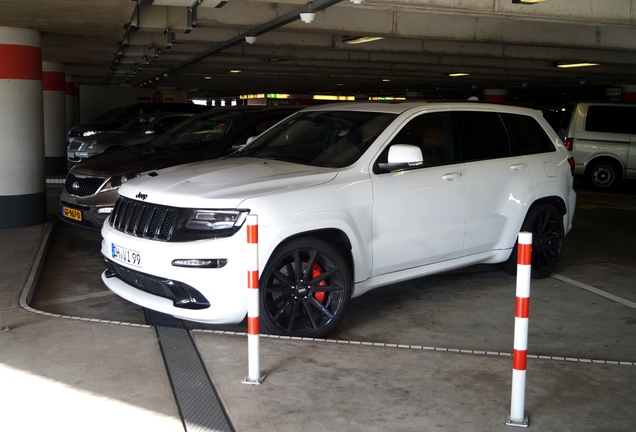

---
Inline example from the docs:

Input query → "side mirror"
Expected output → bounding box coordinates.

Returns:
[377,144,424,173]
[388,144,423,165]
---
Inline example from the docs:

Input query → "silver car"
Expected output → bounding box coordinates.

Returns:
[66,112,195,166]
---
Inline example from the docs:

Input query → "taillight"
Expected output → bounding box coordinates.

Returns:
[564,137,573,151]
[567,157,575,174]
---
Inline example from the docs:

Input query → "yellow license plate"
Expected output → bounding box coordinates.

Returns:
[63,206,82,222]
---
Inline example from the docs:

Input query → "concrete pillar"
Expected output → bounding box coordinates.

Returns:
[483,89,508,103]
[74,84,80,125]
[65,74,76,131]
[42,61,67,175]
[0,26,47,228]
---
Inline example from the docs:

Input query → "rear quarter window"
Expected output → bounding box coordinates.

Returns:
[503,114,556,155]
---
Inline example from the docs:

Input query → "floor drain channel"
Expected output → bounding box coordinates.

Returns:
[146,309,234,432]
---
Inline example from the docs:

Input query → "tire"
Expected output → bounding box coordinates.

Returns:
[259,237,352,338]
[585,159,621,189]
[502,203,565,279]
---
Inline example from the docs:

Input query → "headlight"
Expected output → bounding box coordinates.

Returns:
[100,172,149,193]
[100,175,128,193]
[78,140,97,151]
[82,130,102,137]
[185,210,248,231]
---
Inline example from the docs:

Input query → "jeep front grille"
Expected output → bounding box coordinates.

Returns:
[110,196,180,241]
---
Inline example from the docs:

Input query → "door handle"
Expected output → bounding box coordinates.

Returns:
[510,163,528,171]
[442,172,463,181]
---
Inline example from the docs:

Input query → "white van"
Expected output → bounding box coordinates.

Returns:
[559,102,636,188]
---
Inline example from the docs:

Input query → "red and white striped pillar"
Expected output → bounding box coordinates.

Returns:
[42,61,67,175]
[622,85,636,103]
[506,231,532,428]
[0,26,47,228]
[483,89,508,103]
[243,214,264,385]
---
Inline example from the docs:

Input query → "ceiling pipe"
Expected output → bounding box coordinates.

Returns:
[163,0,344,78]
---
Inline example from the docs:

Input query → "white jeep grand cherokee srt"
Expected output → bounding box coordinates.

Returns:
[101,102,576,338]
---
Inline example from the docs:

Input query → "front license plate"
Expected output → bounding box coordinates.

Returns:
[63,206,82,222]
[111,243,142,268]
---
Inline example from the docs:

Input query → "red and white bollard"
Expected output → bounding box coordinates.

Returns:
[506,231,532,427]
[242,214,265,385]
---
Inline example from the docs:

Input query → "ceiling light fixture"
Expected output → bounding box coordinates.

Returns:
[448,72,470,77]
[350,0,364,4]
[229,70,241,73]
[556,62,600,68]
[299,12,316,23]
[342,36,384,45]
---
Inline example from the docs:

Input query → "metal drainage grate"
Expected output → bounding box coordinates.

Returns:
[145,309,234,432]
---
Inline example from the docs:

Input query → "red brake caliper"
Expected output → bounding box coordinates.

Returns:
[312,262,326,303]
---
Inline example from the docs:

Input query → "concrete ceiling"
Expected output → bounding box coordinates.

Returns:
[2,0,636,105]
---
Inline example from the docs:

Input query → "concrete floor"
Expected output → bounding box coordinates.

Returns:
[1,180,635,431]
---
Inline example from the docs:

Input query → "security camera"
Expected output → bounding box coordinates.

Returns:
[299,12,316,23]
[245,36,256,44]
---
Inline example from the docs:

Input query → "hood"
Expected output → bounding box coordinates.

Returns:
[87,130,154,147]
[70,120,127,133]
[82,130,125,142]
[70,143,210,177]
[118,157,339,209]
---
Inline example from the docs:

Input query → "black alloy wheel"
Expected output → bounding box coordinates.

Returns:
[259,237,352,338]
[503,203,565,279]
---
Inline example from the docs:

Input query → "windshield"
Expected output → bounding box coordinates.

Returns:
[118,115,157,132]
[152,111,250,150]
[92,107,128,121]
[238,110,397,168]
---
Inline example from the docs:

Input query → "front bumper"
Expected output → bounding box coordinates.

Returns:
[60,187,118,230]
[100,221,250,324]
[104,259,211,310]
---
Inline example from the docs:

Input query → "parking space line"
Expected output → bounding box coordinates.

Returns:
[191,329,636,366]
[32,290,115,307]
[600,200,636,211]
[551,273,636,310]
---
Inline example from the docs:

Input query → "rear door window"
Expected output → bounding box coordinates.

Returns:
[454,111,510,161]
